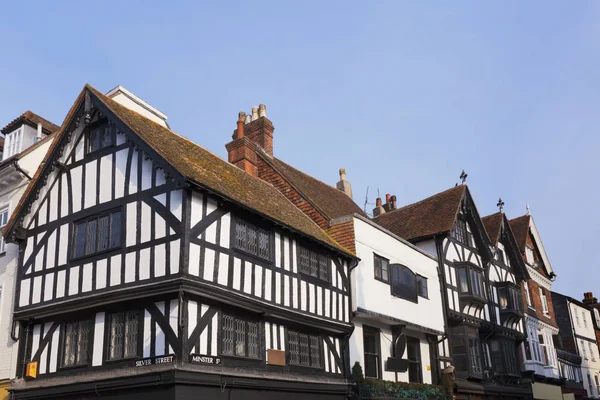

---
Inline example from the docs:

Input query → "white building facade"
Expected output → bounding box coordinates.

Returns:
[0,112,57,399]
[345,214,444,384]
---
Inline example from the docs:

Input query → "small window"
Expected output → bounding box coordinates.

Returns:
[221,314,260,359]
[469,338,482,375]
[288,331,322,368]
[497,248,505,264]
[234,218,271,260]
[390,264,417,302]
[417,275,428,298]
[595,309,600,325]
[539,288,549,314]
[62,319,92,367]
[72,209,122,259]
[525,246,535,265]
[583,340,589,360]
[3,128,22,160]
[524,281,533,307]
[363,326,380,379]
[298,245,329,282]
[87,124,113,153]
[374,254,389,282]
[583,311,588,328]
[108,310,139,360]
[456,265,486,299]
[0,207,8,254]
[451,219,472,246]
[498,284,522,313]
[407,336,422,383]
[589,342,595,362]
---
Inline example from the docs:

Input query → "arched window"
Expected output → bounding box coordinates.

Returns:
[389,264,417,302]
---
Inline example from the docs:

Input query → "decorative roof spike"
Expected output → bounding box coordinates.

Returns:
[497,198,505,213]
[460,170,468,185]
[526,203,531,215]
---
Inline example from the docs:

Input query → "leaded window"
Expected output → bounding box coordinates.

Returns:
[298,246,329,282]
[288,330,322,368]
[234,219,270,260]
[374,254,389,282]
[456,265,486,300]
[451,219,472,246]
[88,123,113,154]
[62,320,91,367]
[221,314,260,359]
[72,209,122,259]
[108,310,139,360]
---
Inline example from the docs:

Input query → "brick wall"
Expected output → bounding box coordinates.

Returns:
[257,157,330,230]
[521,278,559,328]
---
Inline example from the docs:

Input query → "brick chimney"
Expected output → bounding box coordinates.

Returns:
[583,292,598,305]
[244,104,275,156]
[336,168,353,199]
[225,111,259,176]
[382,194,397,212]
[373,197,385,217]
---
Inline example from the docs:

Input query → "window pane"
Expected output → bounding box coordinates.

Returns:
[235,221,247,251]
[248,322,259,359]
[310,335,321,367]
[498,287,508,310]
[247,227,257,256]
[85,219,97,255]
[124,310,139,358]
[222,315,234,355]
[109,312,125,360]
[97,215,110,252]
[381,258,388,281]
[391,264,417,301]
[258,229,269,259]
[299,334,310,366]
[458,268,469,293]
[289,331,300,365]
[110,211,122,248]
[234,219,270,260]
[77,321,90,365]
[417,276,428,297]
[235,319,246,356]
[318,255,329,281]
[309,250,318,277]
[63,322,78,366]
[365,354,379,378]
[73,222,87,258]
[299,247,310,275]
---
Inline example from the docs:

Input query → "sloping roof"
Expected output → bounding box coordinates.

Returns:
[4,85,353,258]
[0,137,4,150]
[481,212,503,246]
[1,110,59,134]
[374,185,465,241]
[509,215,530,252]
[263,157,367,220]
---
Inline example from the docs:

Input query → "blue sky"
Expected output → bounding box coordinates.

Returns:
[1,1,598,299]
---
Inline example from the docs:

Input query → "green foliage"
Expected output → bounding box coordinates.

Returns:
[358,378,448,400]
[351,362,365,384]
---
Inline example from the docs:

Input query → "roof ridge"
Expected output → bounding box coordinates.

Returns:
[374,184,465,219]
[273,157,342,193]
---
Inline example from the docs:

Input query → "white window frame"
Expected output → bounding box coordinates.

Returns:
[583,311,588,328]
[3,128,23,160]
[539,288,549,314]
[594,309,600,325]
[0,206,8,254]
[582,340,588,360]
[590,342,596,362]
[576,308,581,327]
[524,281,533,307]
[525,245,534,265]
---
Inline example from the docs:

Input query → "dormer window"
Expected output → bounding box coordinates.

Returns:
[525,246,534,265]
[87,123,113,154]
[451,219,472,247]
[3,128,22,160]
[456,264,486,301]
[496,248,505,265]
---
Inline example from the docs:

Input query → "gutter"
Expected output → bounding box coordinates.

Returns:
[13,160,32,181]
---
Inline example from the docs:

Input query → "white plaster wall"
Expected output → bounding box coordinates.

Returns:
[415,239,437,258]
[350,318,433,383]
[0,137,53,380]
[353,218,444,333]
[572,303,597,341]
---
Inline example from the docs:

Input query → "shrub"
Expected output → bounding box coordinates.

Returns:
[358,378,448,400]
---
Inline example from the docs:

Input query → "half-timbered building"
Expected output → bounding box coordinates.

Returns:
[0,112,58,399]
[374,185,531,399]
[3,85,356,400]
[509,213,562,400]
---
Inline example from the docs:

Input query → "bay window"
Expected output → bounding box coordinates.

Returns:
[450,326,482,377]
[498,283,523,315]
[456,264,486,300]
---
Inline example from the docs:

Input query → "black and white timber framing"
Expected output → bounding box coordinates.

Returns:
[416,190,529,397]
[5,88,353,399]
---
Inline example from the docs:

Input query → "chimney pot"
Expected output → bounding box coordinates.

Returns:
[245,114,251,124]
[235,111,246,139]
[373,197,385,217]
[252,106,259,121]
[391,195,397,210]
[258,104,267,118]
[385,194,391,203]
[36,122,43,138]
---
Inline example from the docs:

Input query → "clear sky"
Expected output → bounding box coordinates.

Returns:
[1,1,598,300]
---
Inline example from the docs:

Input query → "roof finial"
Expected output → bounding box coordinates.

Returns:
[460,170,468,185]
[526,202,531,215]
[497,198,505,213]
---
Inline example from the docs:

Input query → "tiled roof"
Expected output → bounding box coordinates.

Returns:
[509,215,530,252]
[1,110,59,134]
[481,212,503,246]
[0,136,4,150]
[4,85,354,258]
[264,157,367,220]
[374,185,465,241]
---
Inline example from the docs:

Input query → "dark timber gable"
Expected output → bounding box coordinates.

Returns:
[4,85,354,399]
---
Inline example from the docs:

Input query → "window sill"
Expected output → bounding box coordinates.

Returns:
[374,276,389,285]
[57,363,89,372]
[231,247,271,265]
[104,355,141,364]
[70,246,122,263]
